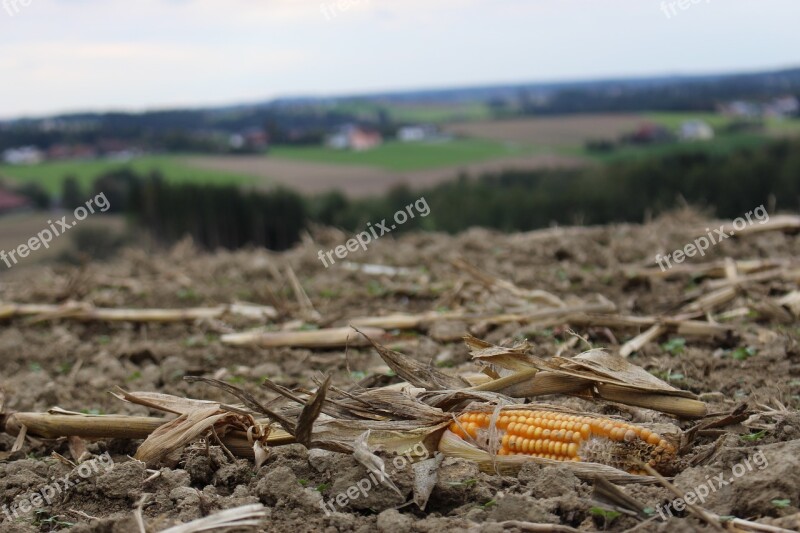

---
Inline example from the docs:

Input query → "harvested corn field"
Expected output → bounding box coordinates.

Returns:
[1,209,800,532]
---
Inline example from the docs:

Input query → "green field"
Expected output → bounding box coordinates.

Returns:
[566,132,770,163]
[764,116,800,135]
[324,101,492,124]
[644,112,736,130]
[270,139,532,172]
[645,111,800,135]
[3,112,797,196]
[0,156,256,195]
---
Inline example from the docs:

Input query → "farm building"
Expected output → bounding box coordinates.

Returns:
[326,124,383,151]
[397,124,448,142]
[2,146,44,165]
[679,120,714,141]
[0,188,32,215]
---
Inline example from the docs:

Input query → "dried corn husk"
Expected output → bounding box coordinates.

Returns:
[158,503,267,533]
[463,336,707,418]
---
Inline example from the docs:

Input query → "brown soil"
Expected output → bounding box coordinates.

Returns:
[442,114,645,146]
[182,153,586,198]
[1,209,799,532]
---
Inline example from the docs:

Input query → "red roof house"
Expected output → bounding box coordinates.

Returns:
[0,188,32,214]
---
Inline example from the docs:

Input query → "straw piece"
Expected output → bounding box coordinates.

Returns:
[450,257,565,307]
[158,503,267,533]
[620,324,667,357]
[221,326,385,348]
[0,301,277,323]
[2,412,293,459]
[729,214,800,237]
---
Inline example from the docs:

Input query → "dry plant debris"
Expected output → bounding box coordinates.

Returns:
[1,210,799,531]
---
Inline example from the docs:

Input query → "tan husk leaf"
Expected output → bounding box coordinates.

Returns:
[358,327,470,390]
[352,430,403,496]
[133,405,266,467]
[461,335,707,418]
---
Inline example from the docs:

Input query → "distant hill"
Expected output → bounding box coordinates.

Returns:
[1,65,798,152]
[268,66,800,106]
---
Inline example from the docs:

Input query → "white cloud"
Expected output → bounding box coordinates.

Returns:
[0,0,798,117]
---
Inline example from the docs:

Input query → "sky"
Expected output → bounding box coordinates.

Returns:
[0,0,798,119]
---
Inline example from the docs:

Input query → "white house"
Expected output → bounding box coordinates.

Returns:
[678,120,714,141]
[397,124,448,142]
[2,146,44,165]
[325,124,382,151]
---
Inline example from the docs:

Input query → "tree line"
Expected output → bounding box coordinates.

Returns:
[15,136,800,252]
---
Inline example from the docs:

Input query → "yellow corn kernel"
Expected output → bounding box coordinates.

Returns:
[446,409,676,471]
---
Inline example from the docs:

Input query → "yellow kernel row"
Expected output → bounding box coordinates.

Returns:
[448,409,675,461]
[502,434,580,457]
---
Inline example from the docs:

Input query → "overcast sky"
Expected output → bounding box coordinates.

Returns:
[0,0,798,118]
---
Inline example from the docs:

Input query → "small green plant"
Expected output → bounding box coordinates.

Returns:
[590,506,621,528]
[29,362,42,372]
[771,499,791,509]
[650,369,684,382]
[315,483,330,493]
[177,288,200,302]
[366,280,387,296]
[661,337,686,355]
[236,289,254,300]
[298,479,309,487]
[447,478,479,487]
[126,370,142,382]
[479,499,496,510]
[740,430,767,442]
[34,510,75,529]
[731,346,757,361]
[319,288,340,299]
[184,335,207,347]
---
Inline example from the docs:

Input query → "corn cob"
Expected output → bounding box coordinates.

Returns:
[445,409,677,475]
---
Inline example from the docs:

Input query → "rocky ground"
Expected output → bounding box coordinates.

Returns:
[1,209,799,532]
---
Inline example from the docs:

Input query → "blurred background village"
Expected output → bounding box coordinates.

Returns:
[1,0,799,268]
